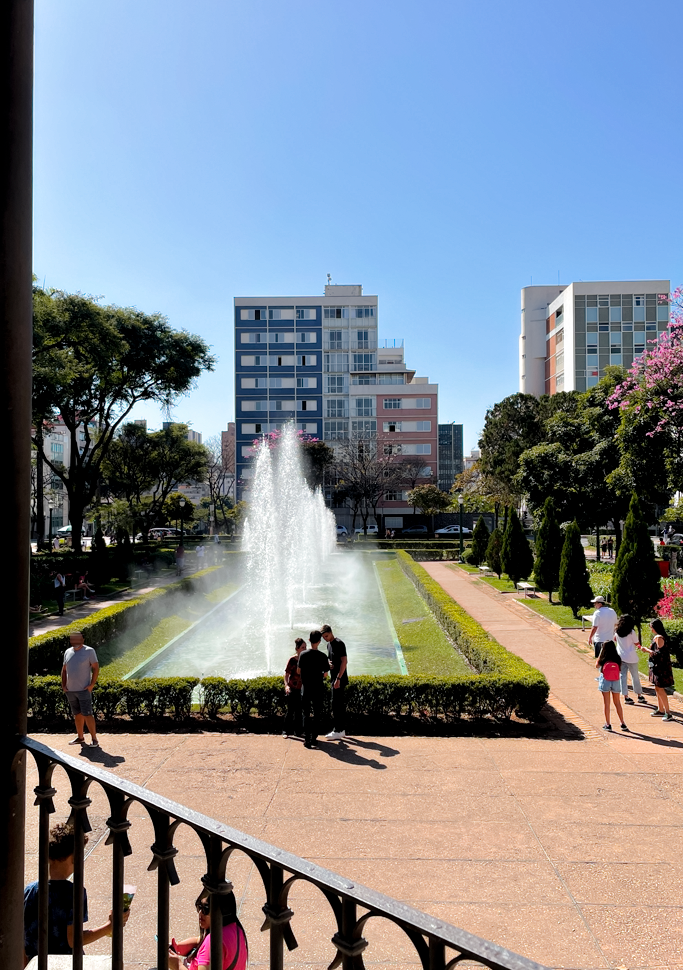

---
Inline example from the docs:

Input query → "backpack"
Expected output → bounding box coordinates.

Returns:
[602,661,621,681]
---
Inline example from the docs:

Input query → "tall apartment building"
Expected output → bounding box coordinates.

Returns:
[234,284,438,517]
[520,280,671,396]
[437,423,463,492]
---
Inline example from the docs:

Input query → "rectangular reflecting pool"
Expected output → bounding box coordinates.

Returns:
[136,552,403,680]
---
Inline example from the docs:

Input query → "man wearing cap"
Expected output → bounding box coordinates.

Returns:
[588,596,618,659]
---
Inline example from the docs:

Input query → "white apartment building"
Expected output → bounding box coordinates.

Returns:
[520,280,671,396]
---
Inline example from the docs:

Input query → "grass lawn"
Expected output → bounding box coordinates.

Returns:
[98,582,238,678]
[519,598,589,628]
[375,560,471,677]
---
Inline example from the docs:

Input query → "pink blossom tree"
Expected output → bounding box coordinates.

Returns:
[608,287,683,498]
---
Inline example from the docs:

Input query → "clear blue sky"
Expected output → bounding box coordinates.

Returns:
[34,0,683,453]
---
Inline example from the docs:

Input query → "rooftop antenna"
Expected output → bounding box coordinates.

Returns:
[327,274,332,284]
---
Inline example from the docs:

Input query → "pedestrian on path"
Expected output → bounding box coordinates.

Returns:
[322,623,348,740]
[283,637,305,738]
[53,571,66,616]
[638,619,675,721]
[614,614,646,705]
[61,631,100,746]
[607,537,614,559]
[297,631,330,748]
[588,596,618,659]
[596,640,628,732]
[175,544,185,576]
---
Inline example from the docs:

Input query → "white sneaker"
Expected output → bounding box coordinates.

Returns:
[325,730,345,740]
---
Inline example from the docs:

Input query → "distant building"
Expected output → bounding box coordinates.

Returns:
[437,423,463,492]
[162,422,203,444]
[520,280,670,396]
[234,284,438,523]
[463,448,480,471]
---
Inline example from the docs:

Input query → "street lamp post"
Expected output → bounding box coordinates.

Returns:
[179,496,187,543]
[458,493,464,560]
[48,501,55,548]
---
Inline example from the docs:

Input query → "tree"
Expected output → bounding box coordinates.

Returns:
[103,423,209,538]
[486,528,504,578]
[478,393,546,499]
[406,484,451,533]
[334,439,403,533]
[32,285,215,551]
[301,439,335,489]
[611,493,662,632]
[558,520,593,618]
[469,516,490,566]
[608,287,683,496]
[164,492,196,529]
[533,498,563,602]
[203,434,235,533]
[500,508,534,586]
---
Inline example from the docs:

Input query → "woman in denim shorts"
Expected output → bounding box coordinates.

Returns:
[596,640,628,732]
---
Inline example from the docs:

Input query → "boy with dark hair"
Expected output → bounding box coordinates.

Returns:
[24,822,129,961]
[283,637,306,738]
[321,624,348,740]
[297,631,330,748]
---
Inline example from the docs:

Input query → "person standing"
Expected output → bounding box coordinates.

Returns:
[595,641,628,732]
[322,624,348,740]
[607,537,614,559]
[176,543,185,576]
[61,631,100,747]
[639,619,675,721]
[588,596,618,659]
[614,614,646,705]
[283,637,306,738]
[297,631,329,748]
[53,571,66,616]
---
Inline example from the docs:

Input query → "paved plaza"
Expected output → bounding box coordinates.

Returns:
[25,563,683,969]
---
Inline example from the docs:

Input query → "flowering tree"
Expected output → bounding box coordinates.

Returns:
[608,287,683,497]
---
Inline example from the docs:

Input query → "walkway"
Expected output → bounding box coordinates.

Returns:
[23,564,683,970]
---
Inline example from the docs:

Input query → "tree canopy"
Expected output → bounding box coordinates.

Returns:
[32,285,215,550]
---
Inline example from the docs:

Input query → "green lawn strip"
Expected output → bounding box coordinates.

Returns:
[98,582,238,679]
[482,576,517,592]
[455,564,480,575]
[518,597,587,628]
[375,560,471,676]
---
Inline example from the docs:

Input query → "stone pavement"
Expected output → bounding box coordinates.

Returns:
[24,564,683,970]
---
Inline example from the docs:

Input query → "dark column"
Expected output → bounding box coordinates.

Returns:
[0,2,34,969]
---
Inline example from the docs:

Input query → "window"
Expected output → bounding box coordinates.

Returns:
[610,307,622,323]
[658,305,669,321]
[351,419,377,438]
[268,308,295,320]
[327,330,343,349]
[326,375,345,393]
[51,442,63,455]
[383,443,402,455]
[242,400,268,411]
[384,491,407,502]
[416,421,431,431]
[327,400,347,417]
[297,400,316,411]
[586,333,598,348]
[297,332,316,343]
[352,307,375,318]
[634,341,645,355]
[586,308,598,323]
[646,322,657,331]
[634,295,645,306]
[323,307,348,319]
[555,329,564,345]
[555,305,564,322]
[271,332,294,343]
[414,444,431,454]
[598,295,609,307]
[355,398,374,416]
[297,355,316,366]
[622,323,632,332]
[383,421,402,432]
[240,309,267,320]
[384,398,401,409]
[324,353,348,372]
[415,398,431,409]
[324,420,348,440]
[599,323,609,332]
[352,353,375,371]
[297,377,316,388]
[296,309,316,320]
[356,330,370,348]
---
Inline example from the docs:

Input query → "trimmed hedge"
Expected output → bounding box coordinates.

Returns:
[394,550,549,719]
[376,540,467,550]
[29,675,199,721]
[28,566,231,675]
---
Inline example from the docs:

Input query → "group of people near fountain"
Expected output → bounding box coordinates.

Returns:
[283,624,348,748]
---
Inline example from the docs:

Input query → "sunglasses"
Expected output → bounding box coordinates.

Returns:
[196,902,210,916]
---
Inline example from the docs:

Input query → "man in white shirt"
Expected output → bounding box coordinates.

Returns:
[588,596,618,659]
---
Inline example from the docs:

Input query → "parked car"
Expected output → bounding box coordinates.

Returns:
[401,525,428,535]
[435,525,472,537]
[135,527,183,541]
[354,525,379,535]
[668,533,683,545]
[336,525,348,536]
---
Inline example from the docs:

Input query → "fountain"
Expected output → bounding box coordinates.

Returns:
[139,425,402,680]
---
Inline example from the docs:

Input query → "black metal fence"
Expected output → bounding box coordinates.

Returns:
[22,736,548,970]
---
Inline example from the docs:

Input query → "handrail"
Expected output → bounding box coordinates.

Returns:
[21,735,549,970]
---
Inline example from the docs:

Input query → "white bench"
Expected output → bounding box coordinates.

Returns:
[581,614,594,631]
[26,957,111,970]
[478,565,493,576]
[516,581,536,597]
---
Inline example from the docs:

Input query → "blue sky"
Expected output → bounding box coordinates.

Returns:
[34,0,683,453]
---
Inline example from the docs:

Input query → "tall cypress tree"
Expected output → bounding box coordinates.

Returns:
[559,519,593,618]
[501,508,534,586]
[486,528,504,578]
[469,516,490,566]
[612,493,662,633]
[533,497,563,602]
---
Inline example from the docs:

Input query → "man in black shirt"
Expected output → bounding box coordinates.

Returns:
[321,624,347,740]
[297,631,330,748]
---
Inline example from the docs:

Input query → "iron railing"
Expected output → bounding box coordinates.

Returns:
[22,735,548,970]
